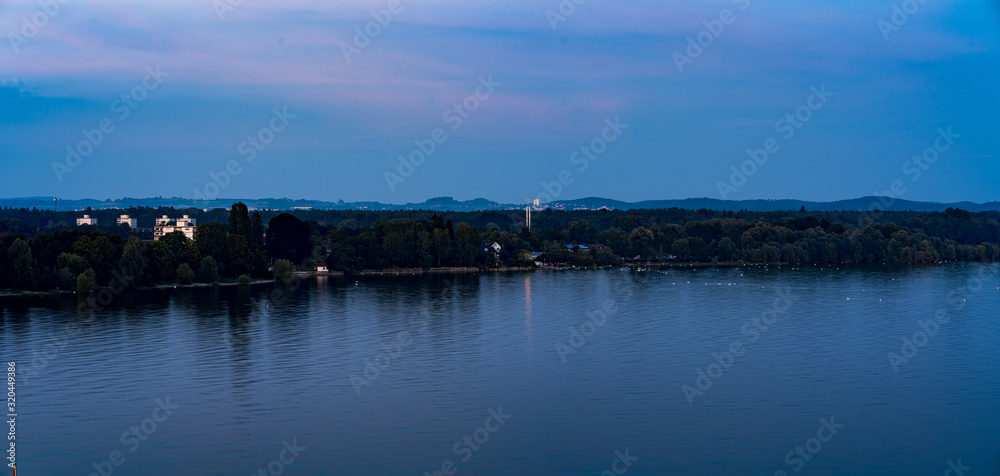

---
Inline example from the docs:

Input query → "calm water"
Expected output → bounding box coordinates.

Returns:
[3,264,1000,475]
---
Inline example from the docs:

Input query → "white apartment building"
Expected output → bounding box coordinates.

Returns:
[117,214,138,228]
[76,215,98,226]
[154,215,198,241]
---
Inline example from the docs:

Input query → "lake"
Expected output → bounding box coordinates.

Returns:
[3,264,999,475]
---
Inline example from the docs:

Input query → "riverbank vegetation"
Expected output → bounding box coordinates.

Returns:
[1,204,997,292]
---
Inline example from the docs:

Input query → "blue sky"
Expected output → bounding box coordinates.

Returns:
[1,0,998,204]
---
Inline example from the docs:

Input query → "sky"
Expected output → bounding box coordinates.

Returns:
[1,0,998,204]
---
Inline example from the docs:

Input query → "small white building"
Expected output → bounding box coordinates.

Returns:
[176,215,197,227]
[76,215,98,226]
[117,214,138,228]
[482,241,501,254]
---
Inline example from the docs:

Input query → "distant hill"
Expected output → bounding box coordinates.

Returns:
[1,196,998,213]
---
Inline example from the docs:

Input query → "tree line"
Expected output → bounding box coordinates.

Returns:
[1,204,998,292]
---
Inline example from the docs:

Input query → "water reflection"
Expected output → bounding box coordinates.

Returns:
[0,265,998,474]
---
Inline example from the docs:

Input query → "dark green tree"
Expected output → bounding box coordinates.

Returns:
[249,211,265,251]
[119,236,148,288]
[72,234,119,282]
[226,234,257,277]
[197,256,219,283]
[176,263,194,284]
[146,241,175,282]
[196,222,229,269]
[265,213,310,263]
[7,238,35,289]
[76,268,96,293]
[229,202,252,238]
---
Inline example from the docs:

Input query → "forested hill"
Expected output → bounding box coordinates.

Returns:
[2,196,999,213]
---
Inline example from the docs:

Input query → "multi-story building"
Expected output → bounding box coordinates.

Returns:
[117,214,138,228]
[76,215,98,226]
[154,215,198,241]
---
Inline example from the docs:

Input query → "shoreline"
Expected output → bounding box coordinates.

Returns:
[1,260,996,298]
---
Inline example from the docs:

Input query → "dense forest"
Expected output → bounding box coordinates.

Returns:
[1,203,998,292]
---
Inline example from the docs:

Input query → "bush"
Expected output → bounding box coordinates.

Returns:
[237,274,252,285]
[176,263,194,285]
[76,268,96,293]
[273,259,294,283]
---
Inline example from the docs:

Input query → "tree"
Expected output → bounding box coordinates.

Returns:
[229,202,252,238]
[72,234,119,282]
[567,220,599,244]
[57,252,89,275]
[76,268,96,293]
[176,263,195,285]
[455,223,480,266]
[716,237,739,261]
[225,234,257,277]
[197,256,219,283]
[627,226,654,258]
[671,239,690,261]
[613,215,645,231]
[249,211,265,251]
[429,228,454,267]
[119,236,147,288]
[161,231,189,255]
[196,222,229,268]
[688,237,711,261]
[265,213,310,263]
[146,241,175,282]
[177,241,202,268]
[7,238,35,289]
